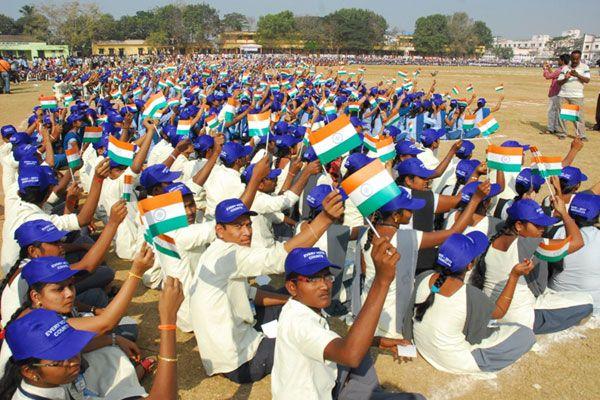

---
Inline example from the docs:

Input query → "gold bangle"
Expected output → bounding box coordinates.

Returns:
[307,223,318,240]
[501,295,512,301]
[128,271,143,280]
[157,355,178,362]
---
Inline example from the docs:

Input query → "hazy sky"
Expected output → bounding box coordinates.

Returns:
[3,0,599,39]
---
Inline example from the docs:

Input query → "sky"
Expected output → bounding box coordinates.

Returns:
[3,0,599,39]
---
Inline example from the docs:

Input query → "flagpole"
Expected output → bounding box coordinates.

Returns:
[364,217,381,239]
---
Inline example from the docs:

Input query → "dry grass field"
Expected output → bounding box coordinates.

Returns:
[1,65,600,399]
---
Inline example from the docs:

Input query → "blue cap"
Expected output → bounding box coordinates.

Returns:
[379,187,426,212]
[220,142,252,165]
[139,164,182,189]
[456,140,474,159]
[306,185,347,211]
[242,163,281,184]
[501,140,530,151]
[18,166,52,191]
[22,256,79,286]
[275,135,301,149]
[515,168,545,193]
[477,98,486,107]
[9,132,32,146]
[569,193,600,221]
[395,140,422,156]
[507,199,559,226]
[460,181,501,203]
[560,166,588,187]
[13,144,38,161]
[284,247,340,278]
[215,198,257,224]
[455,159,480,182]
[420,129,445,147]
[302,146,318,162]
[19,158,40,168]
[344,153,374,175]
[193,135,214,152]
[15,220,69,248]
[5,308,95,361]
[437,232,488,273]
[1,124,17,138]
[164,182,194,197]
[395,158,434,178]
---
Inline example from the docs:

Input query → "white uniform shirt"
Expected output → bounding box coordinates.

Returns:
[433,157,459,194]
[272,299,340,400]
[250,190,299,248]
[146,139,173,166]
[0,141,15,192]
[558,63,591,98]
[203,165,245,217]
[190,239,287,375]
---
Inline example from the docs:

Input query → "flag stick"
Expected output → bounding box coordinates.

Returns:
[365,217,381,239]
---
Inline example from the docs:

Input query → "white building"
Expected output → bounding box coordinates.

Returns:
[582,34,600,64]
[562,29,582,39]
[494,34,552,62]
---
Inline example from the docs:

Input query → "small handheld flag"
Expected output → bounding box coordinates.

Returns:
[495,84,504,93]
[530,147,562,178]
[176,119,192,136]
[486,144,522,172]
[248,112,271,137]
[142,93,167,119]
[122,174,133,201]
[452,86,460,95]
[137,191,189,237]
[462,115,476,131]
[466,84,474,93]
[153,234,181,260]
[65,144,82,169]
[477,115,499,137]
[309,115,362,164]
[108,135,136,167]
[371,136,396,162]
[534,237,570,262]
[560,104,579,121]
[39,96,58,110]
[83,127,103,144]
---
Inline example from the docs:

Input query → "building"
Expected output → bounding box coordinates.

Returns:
[218,31,262,53]
[91,40,172,56]
[562,29,582,39]
[494,34,552,62]
[582,34,600,64]
[380,34,415,55]
[0,35,69,59]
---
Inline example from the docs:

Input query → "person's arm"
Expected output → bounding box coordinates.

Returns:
[283,191,344,251]
[492,259,534,319]
[278,158,302,194]
[431,140,462,179]
[192,134,224,187]
[254,288,289,307]
[489,95,504,113]
[161,139,191,169]
[240,156,271,209]
[145,276,183,400]
[71,201,127,272]
[570,68,591,84]
[562,138,583,167]
[130,119,156,174]
[288,160,321,196]
[323,236,397,367]
[67,244,155,334]
[551,195,584,253]
[435,194,462,214]
[76,158,109,227]
[39,125,54,167]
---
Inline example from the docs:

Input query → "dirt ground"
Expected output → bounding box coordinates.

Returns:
[1,66,600,399]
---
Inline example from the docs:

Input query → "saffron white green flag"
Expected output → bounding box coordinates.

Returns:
[309,115,362,164]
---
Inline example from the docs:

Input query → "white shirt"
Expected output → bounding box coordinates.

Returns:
[272,299,340,400]
[146,139,174,166]
[0,141,15,192]
[0,262,28,327]
[190,239,287,375]
[417,147,440,171]
[251,190,299,248]
[203,164,246,217]
[12,381,69,400]
[81,145,101,193]
[558,63,591,98]
[432,157,459,194]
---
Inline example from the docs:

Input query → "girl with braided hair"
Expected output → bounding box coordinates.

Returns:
[405,232,535,374]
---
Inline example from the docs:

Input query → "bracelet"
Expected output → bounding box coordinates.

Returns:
[169,154,177,161]
[111,333,117,347]
[500,295,513,301]
[128,271,143,280]
[157,355,178,362]
[158,324,177,331]
[94,176,105,183]
[306,223,318,240]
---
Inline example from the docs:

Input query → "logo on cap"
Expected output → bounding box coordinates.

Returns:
[437,253,453,268]
[45,320,69,338]
[225,203,245,214]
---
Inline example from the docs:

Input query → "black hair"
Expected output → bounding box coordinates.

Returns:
[0,246,34,307]
[307,207,320,222]
[559,178,578,194]
[395,174,413,186]
[559,54,571,64]
[364,209,397,251]
[572,214,599,228]
[18,187,51,205]
[0,356,40,400]
[571,50,582,56]
[469,220,517,289]
[414,267,464,322]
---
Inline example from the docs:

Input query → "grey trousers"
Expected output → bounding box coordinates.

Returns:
[558,97,586,137]
[547,96,561,132]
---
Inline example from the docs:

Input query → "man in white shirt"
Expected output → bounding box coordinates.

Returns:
[272,242,425,400]
[557,50,591,140]
[190,165,345,383]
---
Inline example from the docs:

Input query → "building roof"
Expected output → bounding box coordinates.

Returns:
[0,35,40,43]
[93,40,147,46]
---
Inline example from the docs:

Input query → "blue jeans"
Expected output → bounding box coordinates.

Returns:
[1,72,9,94]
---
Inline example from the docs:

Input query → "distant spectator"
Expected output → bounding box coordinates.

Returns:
[557,50,591,140]
[542,54,570,136]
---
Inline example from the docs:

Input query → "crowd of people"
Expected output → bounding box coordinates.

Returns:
[0,53,598,399]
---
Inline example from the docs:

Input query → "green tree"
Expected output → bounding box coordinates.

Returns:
[221,12,249,31]
[413,14,449,55]
[16,5,50,40]
[295,15,328,51]
[92,13,122,41]
[492,46,514,60]
[446,12,477,57]
[256,11,296,45]
[118,11,159,40]
[146,30,169,47]
[323,8,387,52]
[0,14,21,35]
[472,20,493,48]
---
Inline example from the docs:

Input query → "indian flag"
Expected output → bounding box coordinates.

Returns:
[457,99,468,108]
[83,126,103,144]
[398,70,408,78]
[373,136,396,162]
[40,96,58,110]
[324,104,337,115]
[495,85,504,92]
[341,160,401,216]
[269,82,280,92]
[167,97,180,108]
[348,103,360,113]
[337,69,347,76]
[487,145,522,172]
[63,93,74,106]
[385,111,401,127]
[466,84,474,93]
[165,78,175,88]
[402,80,414,91]
[477,115,499,137]
[158,80,168,89]
[110,89,122,100]
[137,191,188,237]
[143,93,167,119]
[452,86,460,95]
[463,115,476,131]
[413,70,420,77]
[363,133,379,152]
[202,70,211,78]
[205,115,219,130]
[153,234,180,259]
[534,237,570,262]
[108,135,136,166]
[221,98,237,122]
[122,174,133,201]
[287,88,298,98]
[296,80,305,89]
[176,119,192,136]
[132,87,142,98]
[248,112,271,137]
[65,144,81,169]
[311,120,325,131]
[530,147,562,177]
[97,115,107,124]
[560,104,579,121]
[309,115,362,164]
[358,68,365,74]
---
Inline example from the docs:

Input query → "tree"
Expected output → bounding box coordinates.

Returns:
[0,14,21,35]
[295,15,328,51]
[182,3,221,45]
[221,12,249,32]
[256,11,296,45]
[118,11,159,40]
[492,46,514,60]
[413,14,449,56]
[323,8,387,52]
[446,12,477,57]
[16,5,49,40]
[472,20,493,48]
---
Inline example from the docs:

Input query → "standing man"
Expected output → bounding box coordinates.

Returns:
[557,50,591,140]
[542,54,570,136]
[0,55,11,94]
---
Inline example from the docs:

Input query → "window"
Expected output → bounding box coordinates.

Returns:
[118,48,124,56]
[138,48,144,55]
[98,48,104,55]
[595,44,599,49]
[108,48,114,55]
